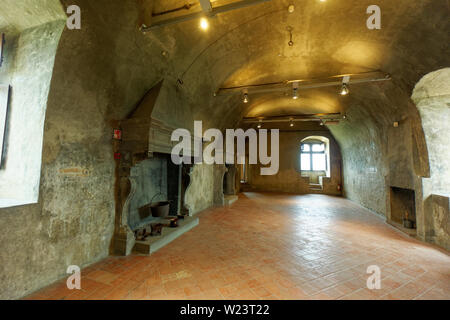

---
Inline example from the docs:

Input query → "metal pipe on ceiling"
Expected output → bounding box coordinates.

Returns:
[243,118,341,123]
[152,3,198,17]
[142,0,272,31]
[241,113,343,123]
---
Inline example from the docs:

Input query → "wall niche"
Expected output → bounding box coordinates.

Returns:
[389,186,416,236]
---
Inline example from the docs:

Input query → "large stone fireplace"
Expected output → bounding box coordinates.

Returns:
[111,82,199,255]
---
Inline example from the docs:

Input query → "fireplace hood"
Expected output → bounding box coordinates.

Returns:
[117,80,193,160]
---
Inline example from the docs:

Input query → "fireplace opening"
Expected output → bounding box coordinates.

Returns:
[390,187,416,232]
[128,153,184,230]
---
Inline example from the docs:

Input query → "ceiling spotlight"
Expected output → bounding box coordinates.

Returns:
[243,92,249,103]
[340,84,349,96]
[292,82,300,99]
[200,18,209,30]
[288,4,295,13]
[340,76,350,96]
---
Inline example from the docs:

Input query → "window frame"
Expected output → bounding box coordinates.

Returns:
[0,33,4,67]
[0,85,10,168]
[300,142,327,172]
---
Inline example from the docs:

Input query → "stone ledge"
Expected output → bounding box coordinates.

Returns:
[133,216,199,254]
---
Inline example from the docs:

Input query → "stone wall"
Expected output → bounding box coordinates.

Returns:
[0,16,118,298]
[184,163,225,215]
[0,0,128,299]
[247,130,342,196]
[412,68,450,249]
[329,82,429,218]
[0,21,65,206]
[330,108,389,216]
[430,195,450,250]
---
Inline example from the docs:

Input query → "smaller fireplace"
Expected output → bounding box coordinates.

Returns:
[390,187,416,233]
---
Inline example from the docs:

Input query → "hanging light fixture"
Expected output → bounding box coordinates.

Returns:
[289,119,294,127]
[292,82,300,99]
[257,119,262,129]
[340,76,350,96]
[286,26,294,46]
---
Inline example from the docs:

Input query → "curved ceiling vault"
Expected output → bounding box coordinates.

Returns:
[143,0,449,130]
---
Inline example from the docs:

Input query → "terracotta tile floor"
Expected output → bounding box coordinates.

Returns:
[25,193,450,300]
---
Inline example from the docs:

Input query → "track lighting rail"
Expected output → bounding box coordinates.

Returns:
[214,71,391,96]
[242,113,343,124]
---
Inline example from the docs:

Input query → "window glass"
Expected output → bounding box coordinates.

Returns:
[301,144,310,152]
[301,154,311,170]
[312,143,324,152]
[312,154,326,171]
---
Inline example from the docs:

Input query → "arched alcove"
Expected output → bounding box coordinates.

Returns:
[412,68,450,250]
[412,68,450,196]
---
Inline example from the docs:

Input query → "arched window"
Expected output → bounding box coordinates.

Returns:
[300,136,330,177]
[301,141,327,171]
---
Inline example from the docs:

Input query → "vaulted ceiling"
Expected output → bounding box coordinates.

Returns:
[2,0,448,130]
[139,0,449,129]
